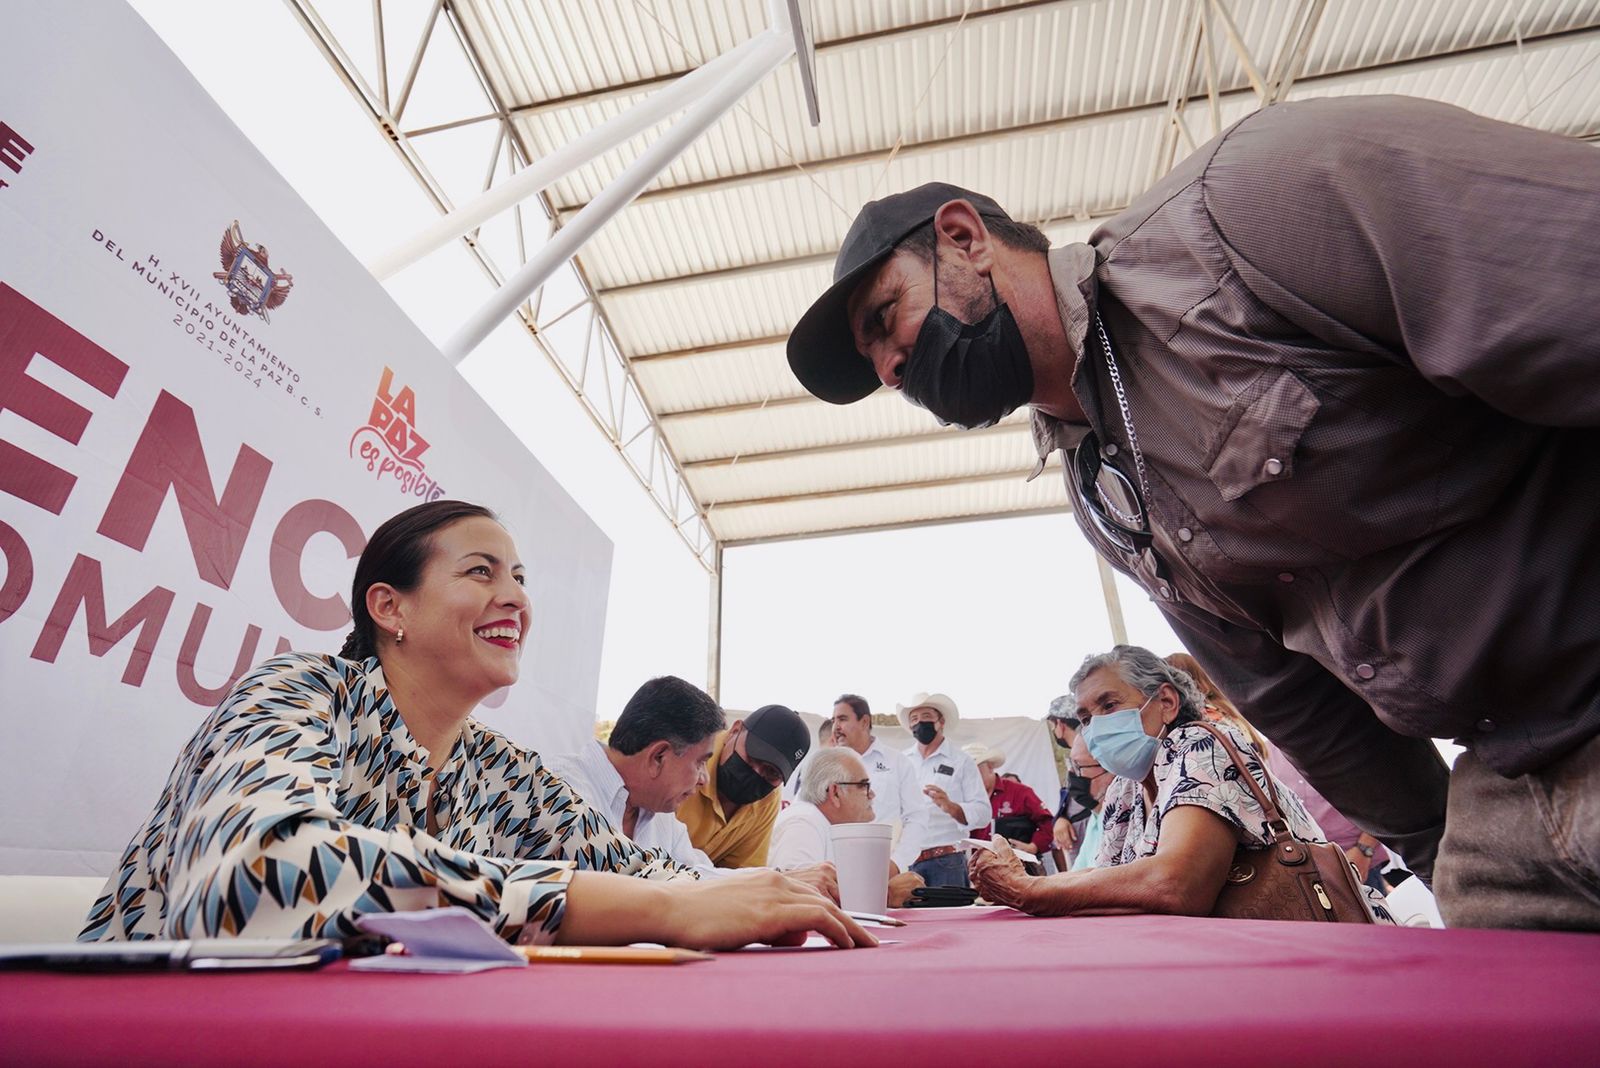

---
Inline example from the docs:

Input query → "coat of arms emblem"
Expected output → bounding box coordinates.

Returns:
[213,220,293,321]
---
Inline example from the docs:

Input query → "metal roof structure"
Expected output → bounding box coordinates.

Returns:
[292,0,1600,573]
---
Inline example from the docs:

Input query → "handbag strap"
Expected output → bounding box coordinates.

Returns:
[1188,720,1305,862]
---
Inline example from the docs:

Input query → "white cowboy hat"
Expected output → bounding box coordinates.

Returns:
[963,743,1005,769]
[896,692,959,734]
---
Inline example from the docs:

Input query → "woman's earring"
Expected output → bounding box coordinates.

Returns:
[396,626,405,645]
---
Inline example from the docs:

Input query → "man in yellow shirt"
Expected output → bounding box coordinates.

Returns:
[676,704,810,868]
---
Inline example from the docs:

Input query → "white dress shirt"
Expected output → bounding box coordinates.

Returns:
[853,737,927,871]
[546,740,717,875]
[901,738,990,858]
[767,801,835,870]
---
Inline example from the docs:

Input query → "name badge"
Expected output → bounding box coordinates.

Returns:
[937,764,954,776]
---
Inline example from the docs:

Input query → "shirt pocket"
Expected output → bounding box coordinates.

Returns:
[1203,369,1320,502]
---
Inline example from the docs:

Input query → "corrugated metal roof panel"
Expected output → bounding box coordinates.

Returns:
[421,0,1600,548]
[708,460,1070,542]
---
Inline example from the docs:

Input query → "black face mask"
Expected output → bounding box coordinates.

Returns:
[1066,772,1098,815]
[899,256,1034,430]
[1052,731,1073,750]
[911,721,939,745]
[719,750,776,806]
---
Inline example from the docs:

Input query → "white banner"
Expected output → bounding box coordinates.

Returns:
[0,5,612,876]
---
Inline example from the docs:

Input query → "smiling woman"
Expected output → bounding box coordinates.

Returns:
[79,500,874,952]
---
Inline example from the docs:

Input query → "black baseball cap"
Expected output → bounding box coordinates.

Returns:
[786,182,1016,405]
[741,704,811,783]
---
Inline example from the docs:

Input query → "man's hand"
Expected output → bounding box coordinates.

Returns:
[1345,846,1373,882]
[1053,817,1076,852]
[782,862,840,903]
[923,784,960,819]
[968,841,1036,913]
[662,869,877,950]
[888,870,925,908]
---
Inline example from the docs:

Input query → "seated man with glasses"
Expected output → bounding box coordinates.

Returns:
[769,748,924,907]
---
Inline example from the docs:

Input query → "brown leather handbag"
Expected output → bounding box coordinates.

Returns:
[1192,722,1375,924]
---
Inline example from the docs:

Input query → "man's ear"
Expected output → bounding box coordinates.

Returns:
[644,740,673,777]
[931,199,995,275]
[367,583,403,640]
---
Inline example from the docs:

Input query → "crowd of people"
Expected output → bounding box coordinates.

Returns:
[75,97,1600,942]
[79,499,1414,948]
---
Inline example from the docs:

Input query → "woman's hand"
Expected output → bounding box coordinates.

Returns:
[968,842,1037,912]
[1052,817,1076,852]
[661,869,877,950]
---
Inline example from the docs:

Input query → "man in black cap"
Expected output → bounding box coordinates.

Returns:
[676,704,811,868]
[784,96,1600,930]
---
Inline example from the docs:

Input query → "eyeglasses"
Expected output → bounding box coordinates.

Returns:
[1069,431,1152,557]
[835,780,873,792]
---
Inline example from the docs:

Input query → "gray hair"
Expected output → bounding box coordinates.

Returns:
[797,748,868,806]
[1068,645,1206,725]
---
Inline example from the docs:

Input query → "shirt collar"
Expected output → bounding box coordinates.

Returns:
[364,657,475,775]
[580,739,630,816]
[1027,243,1098,478]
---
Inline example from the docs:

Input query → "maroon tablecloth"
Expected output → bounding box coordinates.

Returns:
[4,909,1597,1066]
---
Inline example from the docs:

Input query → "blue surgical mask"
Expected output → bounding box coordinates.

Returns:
[1082,696,1161,781]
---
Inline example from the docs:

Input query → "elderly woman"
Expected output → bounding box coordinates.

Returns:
[970,645,1389,921]
[81,501,872,950]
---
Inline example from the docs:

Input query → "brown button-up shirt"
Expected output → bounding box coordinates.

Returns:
[1031,95,1600,878]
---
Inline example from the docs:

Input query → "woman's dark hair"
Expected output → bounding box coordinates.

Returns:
[338,500,498,661]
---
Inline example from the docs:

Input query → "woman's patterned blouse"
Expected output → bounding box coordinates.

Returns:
[1096,719,1328,864]
[1093,719,1394,922]
[80,653,687,945]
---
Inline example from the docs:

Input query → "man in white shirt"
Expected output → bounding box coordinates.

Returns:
[545,676,726,874]
[899,693,990,888]
[830,693,927,873]
[769,747,924,906]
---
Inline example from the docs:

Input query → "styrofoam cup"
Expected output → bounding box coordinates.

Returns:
[830,822,894,914]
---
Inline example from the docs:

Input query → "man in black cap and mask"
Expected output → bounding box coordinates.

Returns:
[676,704,811,868]
[784,97,1600,930]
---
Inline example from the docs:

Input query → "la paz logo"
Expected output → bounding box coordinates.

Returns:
[349,366,447,501]
[213,220,293,321]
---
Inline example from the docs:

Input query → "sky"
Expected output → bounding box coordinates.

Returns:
[126,0,1180,726]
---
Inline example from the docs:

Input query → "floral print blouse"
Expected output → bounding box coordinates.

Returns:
[1094,719,1393,922]
[80,653,686,945]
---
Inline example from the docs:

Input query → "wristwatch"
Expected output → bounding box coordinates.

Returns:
[1356,843,1376,858]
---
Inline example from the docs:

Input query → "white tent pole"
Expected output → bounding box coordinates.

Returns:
[368,29,773,280]
[441,26,793,364]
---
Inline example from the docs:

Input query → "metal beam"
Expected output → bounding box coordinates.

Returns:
[287,0,722,572]
[706,464,1060,509]
[590,208,1120,298]
[707,543,723,701]
[658,393,818,421]
[628,332,789,365]
[509,0,1070,121]
[721,502,1073,548]
[552,21,1600,214]
[683,419,1029,470]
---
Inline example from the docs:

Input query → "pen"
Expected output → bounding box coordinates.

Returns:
[515,945,712,965]
[845,911,907,927]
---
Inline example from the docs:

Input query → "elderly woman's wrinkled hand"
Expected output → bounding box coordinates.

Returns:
[968,842,1034,912]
